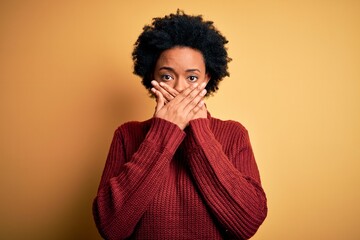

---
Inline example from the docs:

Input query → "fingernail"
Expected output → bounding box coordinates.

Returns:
[201,82,206,88]
[193,83,198,88]
[201,89,207,96]
[198,100,204,107]
[151,80,158,86]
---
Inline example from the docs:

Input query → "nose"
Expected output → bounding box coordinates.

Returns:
[174,78,189,92]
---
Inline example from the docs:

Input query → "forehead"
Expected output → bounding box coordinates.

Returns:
[155,47,206,70]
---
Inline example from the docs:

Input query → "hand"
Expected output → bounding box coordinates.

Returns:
[151,80,178,103]
[151,80,208,120]
[151,82,207,130]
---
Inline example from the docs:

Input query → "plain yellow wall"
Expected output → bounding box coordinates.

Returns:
[1,1,359,239]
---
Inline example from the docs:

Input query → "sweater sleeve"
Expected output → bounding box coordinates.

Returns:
[184,118,267,239]
[93,118,185,240]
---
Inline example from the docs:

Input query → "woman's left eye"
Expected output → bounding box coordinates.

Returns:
[188,76,198,82]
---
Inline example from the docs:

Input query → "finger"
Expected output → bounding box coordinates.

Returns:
[192,103,208,120]
[186,99,205,120]
[151,80,174,102]
[184,88,207,114]
[151,88,165,113]
[177,82,206,108]
[170,82,200,106]
[159,82,179,97]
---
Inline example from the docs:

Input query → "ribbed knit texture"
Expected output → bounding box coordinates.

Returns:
[93,113,267,240]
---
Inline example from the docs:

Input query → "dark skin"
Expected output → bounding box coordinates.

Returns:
[150,47,210,130]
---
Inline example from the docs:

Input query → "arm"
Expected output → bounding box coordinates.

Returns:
[184,118,267,239]
[93,118,185,240]
[151,81,267,238]
[94,81,206,239]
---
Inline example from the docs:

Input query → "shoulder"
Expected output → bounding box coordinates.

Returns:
[114,118,153,137]
[210,115,249,136]
[209,115,252,150]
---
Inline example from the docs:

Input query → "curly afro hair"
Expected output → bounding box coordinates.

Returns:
[132,10,231,96]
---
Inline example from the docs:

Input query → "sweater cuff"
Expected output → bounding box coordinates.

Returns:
[184,118,213,149]
[145,117,186,153]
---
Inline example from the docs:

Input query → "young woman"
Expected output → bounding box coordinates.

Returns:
[93,10,267,240]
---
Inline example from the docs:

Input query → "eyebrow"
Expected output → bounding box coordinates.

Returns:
[159,66,201,73]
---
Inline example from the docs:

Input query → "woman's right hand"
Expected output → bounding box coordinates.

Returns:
[151,82,207,130]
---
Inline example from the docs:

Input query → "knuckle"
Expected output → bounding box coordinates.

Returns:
[181,90,188,97]
[192,106,199,113]
[189,100,197,107]
[184,88,193,95]
[189,91,197,99]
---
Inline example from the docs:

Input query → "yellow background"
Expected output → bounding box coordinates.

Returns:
[1,1,359,239]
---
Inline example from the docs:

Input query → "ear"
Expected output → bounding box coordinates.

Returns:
[205,73,211,84]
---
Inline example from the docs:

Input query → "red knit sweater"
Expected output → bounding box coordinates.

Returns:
[93,113,267,240]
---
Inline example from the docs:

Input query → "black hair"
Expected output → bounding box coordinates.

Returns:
[132,10,231,96]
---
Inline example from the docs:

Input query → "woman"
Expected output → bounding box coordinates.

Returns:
[93,10,267,240]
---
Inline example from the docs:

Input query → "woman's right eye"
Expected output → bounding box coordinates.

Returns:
[161,75,173,81]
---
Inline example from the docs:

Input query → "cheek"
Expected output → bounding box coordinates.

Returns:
[198,76,209,85]
[160,81,176,89]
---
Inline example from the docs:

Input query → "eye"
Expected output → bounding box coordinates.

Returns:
[161,74,173,81]
[188,76,198,82]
